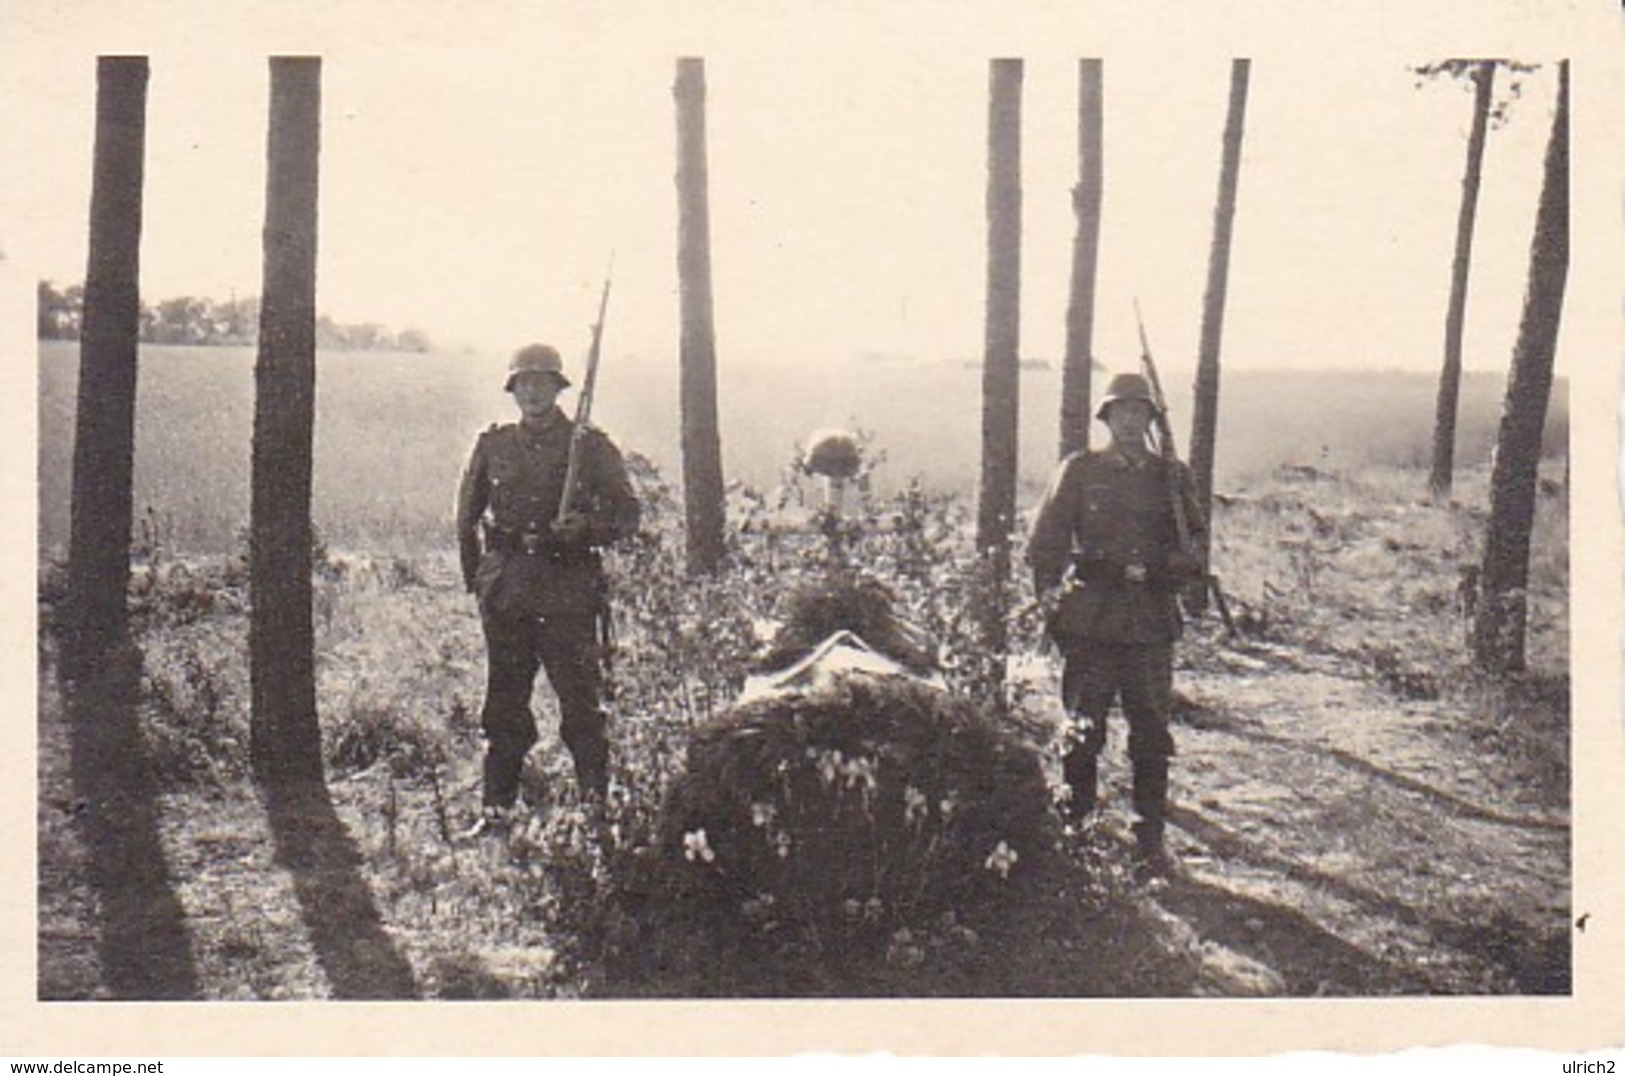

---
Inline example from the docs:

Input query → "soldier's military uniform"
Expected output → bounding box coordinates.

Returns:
[456,345,640,830]
[1026,373,1206,868]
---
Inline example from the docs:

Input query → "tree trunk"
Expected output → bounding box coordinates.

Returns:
[674,57,728,575]
[1189,58,1249,523]
[1059,58,1103,460]
[63,57,148,679]
[1430,61,1495,502]
[1471,60,1566,675]
[250,57,324,784]
[1186,58,1250,614]
[978,59,1022,678]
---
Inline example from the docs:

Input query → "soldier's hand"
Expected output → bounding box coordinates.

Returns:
[550,512,593,547]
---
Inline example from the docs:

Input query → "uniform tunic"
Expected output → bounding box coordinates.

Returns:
[1026,445,1203,644]
[456,409,640,614]
[455,406,640,805]
[1025,443,1206,830]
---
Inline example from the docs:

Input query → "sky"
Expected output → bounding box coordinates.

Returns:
[1,1,1617,382]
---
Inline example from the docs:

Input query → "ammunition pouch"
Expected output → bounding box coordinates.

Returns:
[1070,555,1159,589]
[476,521,606,619]
[1071,557,1120,586]
[1070,553,1201,593]
[483,521,599,566]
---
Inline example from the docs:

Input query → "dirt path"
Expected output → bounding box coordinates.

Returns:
[35,634,1572,999]
[1153,644,1570,995]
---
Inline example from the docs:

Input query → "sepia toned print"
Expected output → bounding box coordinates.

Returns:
[4,0,1622,1058]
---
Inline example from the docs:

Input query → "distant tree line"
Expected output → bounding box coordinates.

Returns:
[58,52,1568,806]
[37,279,432,352]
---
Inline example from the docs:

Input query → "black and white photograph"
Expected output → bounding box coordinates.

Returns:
[3,0,1622,1060]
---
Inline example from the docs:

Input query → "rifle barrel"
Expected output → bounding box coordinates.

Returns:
[557,264,614,522]
[1133,299,1193,555]
[577,267,613,425]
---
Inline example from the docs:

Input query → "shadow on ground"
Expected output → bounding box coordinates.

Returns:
[262,779,419,999]
[1156,871,1427,995]
[1179,689,1569,831]
[1168,804,1571,994]
[61,645,200,999]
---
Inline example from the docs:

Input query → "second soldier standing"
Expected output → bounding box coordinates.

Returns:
[1026,371,1206,875]
[456,343,641,837]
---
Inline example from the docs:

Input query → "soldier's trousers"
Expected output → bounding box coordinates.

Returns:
[478,610,608,808]
[1059,641,1176,839]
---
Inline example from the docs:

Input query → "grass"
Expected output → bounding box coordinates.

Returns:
[1201,460,1569,803]
[36,339,1567,555]
[36,428,1570,998]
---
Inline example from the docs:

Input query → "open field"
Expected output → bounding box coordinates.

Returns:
[37,340,1566,555]
[36,439,1570,998]
[35,332,1571,999]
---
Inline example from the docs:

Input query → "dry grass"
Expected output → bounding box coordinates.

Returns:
[37,340,1567,554]
[36,444,1570,998]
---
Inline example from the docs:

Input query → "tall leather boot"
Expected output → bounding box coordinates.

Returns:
[1131,752,1171,874]
[1061,745,1099,822]
[560,701,610,803]
[464,742,527,839]
[483,738,527,811]
[568,728,610,803]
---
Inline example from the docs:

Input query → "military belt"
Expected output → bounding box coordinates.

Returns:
[483,521,600,565]
[1071,555,1158,587]
[483,522,542,555]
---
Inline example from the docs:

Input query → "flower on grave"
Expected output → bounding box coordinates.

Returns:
[840,754,878,794]
[984,840,1018,879]
[683,828,716,864]
[815,749,844,788]
[903,785,929,827]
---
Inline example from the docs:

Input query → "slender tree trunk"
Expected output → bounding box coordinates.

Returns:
[1430,61,1495,502]
[674,57,727,575]
[1472,60,1567,675]
[64,57,148,679]
[1186,58,1250,614]
[1059,59,1103,459]
[1189,58,1249,523]
[978,59,1022,679]
[250,57,323,784]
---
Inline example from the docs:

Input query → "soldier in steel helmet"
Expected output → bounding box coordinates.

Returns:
[455,343,641,836]
[1026,370,1207,875]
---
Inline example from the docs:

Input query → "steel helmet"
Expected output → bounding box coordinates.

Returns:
[801,428,864,479]
[1095,372,1159,420]
[505,343,571,391]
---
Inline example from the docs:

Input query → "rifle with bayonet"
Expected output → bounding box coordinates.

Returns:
[558,260,614,524]
[555,260,618,667]
[1133,301,1236,636]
